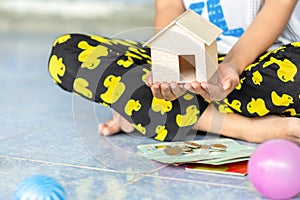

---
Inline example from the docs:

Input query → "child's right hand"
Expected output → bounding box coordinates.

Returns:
[146,72,186,101]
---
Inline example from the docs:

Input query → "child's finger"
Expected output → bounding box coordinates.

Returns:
[161,82,177,101]
[151,82,163,99]
[170,82,186,99]
[146,72,153,87]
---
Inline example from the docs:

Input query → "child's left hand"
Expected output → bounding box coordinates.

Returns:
[184,62,240,101]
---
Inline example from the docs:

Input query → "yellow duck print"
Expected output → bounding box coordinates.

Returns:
[124,99,141,116]
[235,77,246,90]
[176,105,200,127]
[131,123,146,135]
[92,36,139,47]
[151,97,172,115]
[271,91,293,106]
[263,57,297,82]
[218,104,233,113]
[91,35,113,46]
[244,62,259,71]
[141,68,151,83]
[252,71,263,85]
[213,101,233,113]
[117,47,151,68]
[100,75,125,104]
[247,98,270,116]
[259,47,286,61]
[245,46,287,71]
[53,34,71,47]
[73,78,93,99]
[117,56,134,68]
[99,102,110,107]
[183,93,194,101]
[78,41,109,69]
[282,108,300,117]
[110,38,137,47]
[48,55,66,84]
[154,125,168,141]
[224,99,242,113]
[291,42,300,47]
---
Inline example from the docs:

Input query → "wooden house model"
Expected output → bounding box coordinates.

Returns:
[144,9,222,83]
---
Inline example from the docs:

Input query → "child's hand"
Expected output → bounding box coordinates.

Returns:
[146,72,186,101]
[184,62,240,101]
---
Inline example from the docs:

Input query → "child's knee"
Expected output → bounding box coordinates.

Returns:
[48,54,66,85]
[52,34,72,47]
[48,35,68,88]
[48,34,84,92]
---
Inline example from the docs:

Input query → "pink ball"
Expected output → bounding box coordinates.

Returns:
[248,139,300,199]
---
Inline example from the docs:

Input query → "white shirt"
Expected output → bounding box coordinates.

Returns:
[183,0,300,54]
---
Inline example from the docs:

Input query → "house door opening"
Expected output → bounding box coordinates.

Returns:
[179,55,196,82]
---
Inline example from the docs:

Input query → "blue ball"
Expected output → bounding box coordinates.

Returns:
[13,175,66,200]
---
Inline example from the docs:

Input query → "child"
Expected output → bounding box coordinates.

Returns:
[48,0,300,144]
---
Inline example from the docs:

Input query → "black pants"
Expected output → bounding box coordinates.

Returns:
[48,33,300,141]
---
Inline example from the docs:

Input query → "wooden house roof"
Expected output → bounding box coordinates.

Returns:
[144,9,222,46]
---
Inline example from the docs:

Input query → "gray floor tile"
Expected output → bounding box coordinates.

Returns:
[1,4,295,199]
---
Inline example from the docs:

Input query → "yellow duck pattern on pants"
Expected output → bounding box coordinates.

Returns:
[48,34,300,141]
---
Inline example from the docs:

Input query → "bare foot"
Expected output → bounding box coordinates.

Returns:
[98,111,134,136]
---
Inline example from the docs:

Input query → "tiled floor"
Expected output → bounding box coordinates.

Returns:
[1,10,299,200]
[0,32,254,200]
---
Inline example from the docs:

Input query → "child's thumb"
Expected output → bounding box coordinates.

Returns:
[223,80,231,91]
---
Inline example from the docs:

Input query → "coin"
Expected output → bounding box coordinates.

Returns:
[209,149,227,153]
[184,141,201,149]
[182,148,194,154]
[198,144,210,149]
[155,145,171,149]
[164,146,183,156]
[177,145,193,153]
[210,143,227,149]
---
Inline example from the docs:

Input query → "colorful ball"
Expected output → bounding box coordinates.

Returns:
[14,175,66,200]
[248,139,300,199]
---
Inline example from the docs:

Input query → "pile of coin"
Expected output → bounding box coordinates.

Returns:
[156,141,228,156]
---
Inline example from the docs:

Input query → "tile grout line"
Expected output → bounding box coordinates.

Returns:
[0,155,167,175]
[0,155,169,200]
[94,173,151,200]
[94,165,170,200]
[0,156,256,195]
